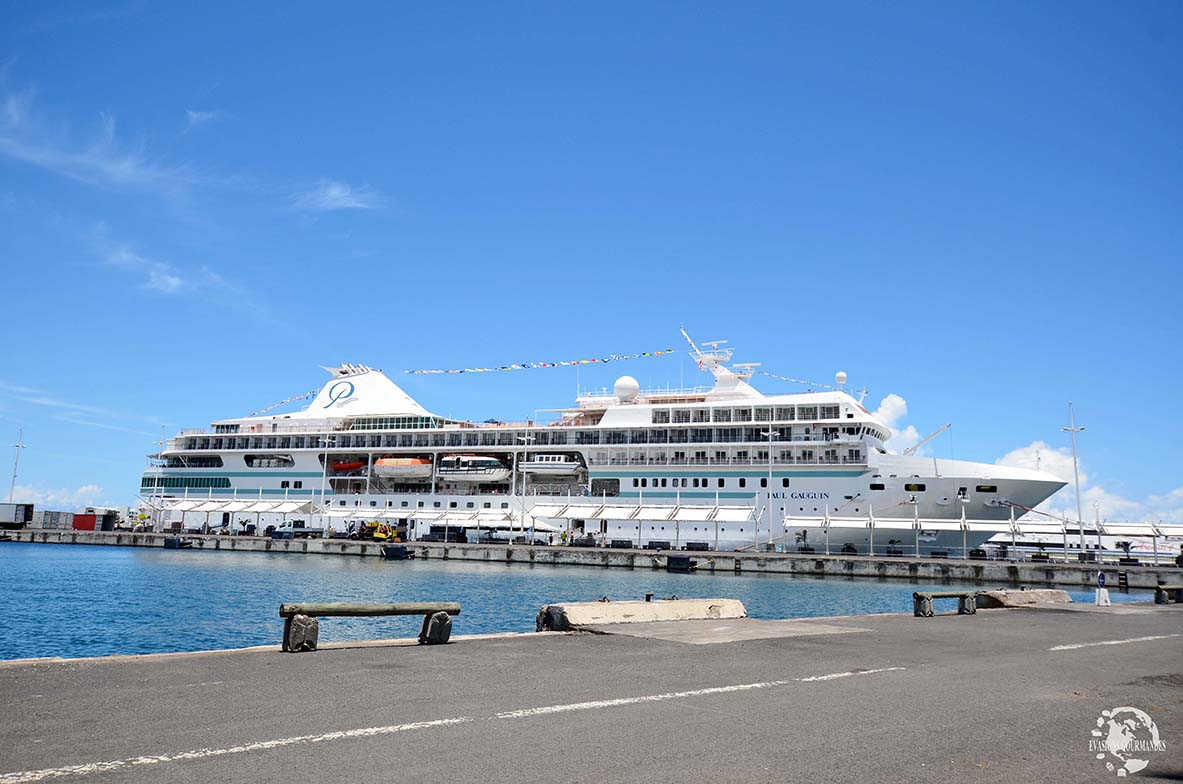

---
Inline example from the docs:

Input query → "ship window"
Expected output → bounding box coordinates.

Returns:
[760,478,767,488]
[904,483,926,492]
[739,478,747,488]
[402,501,409,507]
[782,478,789,488]
[294,481,302,489]
[339,500,346,507]
[280,481,289,489]
[718,478,725,488]
[632,478,639,488]
[870,483,886,491]
[641,478,648,488]
[483,502,491,508]
[370,501,377,507]
[501,503,509,509]
[245,454,295,468]
[976,485,998,493]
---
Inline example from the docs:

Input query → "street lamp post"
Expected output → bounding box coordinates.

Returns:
[517,434,535,542]
[1061,402,1086,557]
[9,427,27,504]
[318,434,335,528]
[760,428,778,551]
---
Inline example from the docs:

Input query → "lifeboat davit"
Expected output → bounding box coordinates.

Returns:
[373,457,433,479]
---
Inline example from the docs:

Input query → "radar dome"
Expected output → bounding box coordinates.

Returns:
[835,371,847,387]
[614,375,640,402]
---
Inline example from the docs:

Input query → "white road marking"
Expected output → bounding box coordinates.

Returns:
[1048,633,1182,651]
[0,667,905,783]
[0,718,474,784]
[495,667,906,719]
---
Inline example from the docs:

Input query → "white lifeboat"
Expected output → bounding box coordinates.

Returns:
[436,455,511,483]
[520,454,581,476]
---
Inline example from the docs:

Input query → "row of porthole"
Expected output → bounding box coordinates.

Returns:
[629,525,745,532]
[631,477,791,489]
[337,499,513,510]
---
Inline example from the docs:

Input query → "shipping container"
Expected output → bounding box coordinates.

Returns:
[0,503,33,529]
[72,513,97,531]
[35,510,75,530]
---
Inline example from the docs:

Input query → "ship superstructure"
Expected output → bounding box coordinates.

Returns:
[143,336,1066,551]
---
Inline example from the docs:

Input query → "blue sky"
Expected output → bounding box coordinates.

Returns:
[1,2,1180,521]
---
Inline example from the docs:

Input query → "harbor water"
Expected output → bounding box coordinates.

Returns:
[0,543,1151,660]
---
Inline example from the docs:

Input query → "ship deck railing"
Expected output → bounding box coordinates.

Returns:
[588,456,866,467]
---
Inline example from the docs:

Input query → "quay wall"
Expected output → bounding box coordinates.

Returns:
[5,529,1180,590]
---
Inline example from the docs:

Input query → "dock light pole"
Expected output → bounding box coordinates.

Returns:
[1061,403,1085,555]
[761,429,779,551]
[318,435,335,528]
[516,434,535,542]
[9,427,27,504]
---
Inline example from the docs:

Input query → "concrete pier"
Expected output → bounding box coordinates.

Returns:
[1,603,1180,783]
[6,529,1182,590]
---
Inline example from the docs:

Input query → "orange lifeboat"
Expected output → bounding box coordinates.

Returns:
[373,457,433,479]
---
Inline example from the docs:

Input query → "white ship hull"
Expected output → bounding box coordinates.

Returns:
[143,340,1073,552]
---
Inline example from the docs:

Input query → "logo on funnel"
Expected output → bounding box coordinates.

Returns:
[324,381,358,409]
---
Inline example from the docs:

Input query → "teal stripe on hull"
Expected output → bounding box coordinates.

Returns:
[144,472,325,478]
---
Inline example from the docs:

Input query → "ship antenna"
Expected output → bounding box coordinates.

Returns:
[679,326,701,359]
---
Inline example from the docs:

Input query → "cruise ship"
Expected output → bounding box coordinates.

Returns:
[143,334,1067,552]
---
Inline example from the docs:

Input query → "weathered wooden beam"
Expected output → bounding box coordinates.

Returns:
[279,602,461,618]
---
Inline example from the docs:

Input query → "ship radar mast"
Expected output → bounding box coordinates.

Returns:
[679,327,757,384]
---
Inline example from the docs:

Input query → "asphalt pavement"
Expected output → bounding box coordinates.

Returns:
[1,604,1180,783]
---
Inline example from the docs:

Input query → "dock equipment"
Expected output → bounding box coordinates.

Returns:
[278,602,461,651]
[1154,584,1183,604]
[913,591,977,617]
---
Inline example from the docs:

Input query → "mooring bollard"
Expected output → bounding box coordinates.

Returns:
[282,614,319,652]
[914,591,977,617]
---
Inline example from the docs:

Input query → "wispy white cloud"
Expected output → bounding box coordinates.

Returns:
[0,380,164,427]
[91,222,231,295]
[0,85,212,198]
[55,417,158,438]
[291,180,383,211]
[12,482,107,510]
[184,109,222,131]
[997,440,1183,524]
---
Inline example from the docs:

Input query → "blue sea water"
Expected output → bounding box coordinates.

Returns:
[0,543,1150,660]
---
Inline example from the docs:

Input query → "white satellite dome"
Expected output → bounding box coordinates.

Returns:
[835,371,847,388]
[614,375,640,402]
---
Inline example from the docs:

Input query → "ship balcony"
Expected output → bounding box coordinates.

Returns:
[588,456,866,467]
